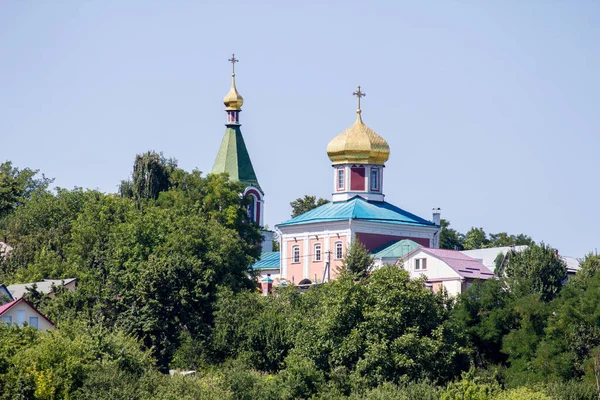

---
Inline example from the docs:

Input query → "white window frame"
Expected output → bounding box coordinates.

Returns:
[415,258,427,271]
[29,317,39,329]
[292,245,300,264]
[371,168,379,191]
[337,168,345,191]
[313,243,322,262]
[335,241,343,260]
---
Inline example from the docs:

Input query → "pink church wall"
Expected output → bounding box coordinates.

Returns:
[309,238,325,283]
[356,232,430,251]
[286,240,304,284]
[245,188,262,224]
[329,236,346,280]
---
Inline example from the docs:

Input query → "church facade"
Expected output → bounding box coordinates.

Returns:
[210,56,441,285]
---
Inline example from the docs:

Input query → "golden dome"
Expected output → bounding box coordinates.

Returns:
[327,110,390,165]
[223,73,244,110]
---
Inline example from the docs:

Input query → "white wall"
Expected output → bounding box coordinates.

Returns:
[1,302,53,331]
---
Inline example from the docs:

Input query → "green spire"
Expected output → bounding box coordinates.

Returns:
[211,125,262,192]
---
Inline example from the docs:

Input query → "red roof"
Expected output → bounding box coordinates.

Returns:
[0,298,55,326]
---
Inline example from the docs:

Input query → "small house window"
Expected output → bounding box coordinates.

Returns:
[337,169,345,190]
[29,317,38,329]
[16,310,25,326]
[371,168,379,191]
[2,316,11,326]
[415,258,427,270]
[292,245,300,264]
[314,243,322,262]
[335,241,343,260]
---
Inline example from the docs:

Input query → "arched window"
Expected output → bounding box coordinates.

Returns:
[247,195,256,222]
[313,243,322,262]
[292,245,300,264]
[335,241,343,260]
[371,168,379,191]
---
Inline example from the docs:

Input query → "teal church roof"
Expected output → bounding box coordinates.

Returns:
[252,251,281,270]
[277,196,436,228]
[212,125,262,191]
[371,239,422,259]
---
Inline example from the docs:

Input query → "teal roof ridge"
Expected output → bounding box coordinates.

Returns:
[277,196,436,228]
[371,239,423,259]
[212,125,262,192]
[252,251,281,270]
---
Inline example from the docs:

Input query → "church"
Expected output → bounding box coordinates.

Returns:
[211,55,441,286]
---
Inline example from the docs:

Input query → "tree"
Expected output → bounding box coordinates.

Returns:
[338,238,374,280]
[488,232,534,247]
[289,195,329,218]
[119,151,176,201]
[440,219,464,250]
[463,227,489,250]
[0,161,53,220]
[497,243,567,302]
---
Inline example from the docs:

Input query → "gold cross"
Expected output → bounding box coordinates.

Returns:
[353,85,366,110]
[228,53,239,74]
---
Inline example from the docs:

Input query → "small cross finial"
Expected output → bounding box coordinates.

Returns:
[228,53,239,75]
[353,85,366,111]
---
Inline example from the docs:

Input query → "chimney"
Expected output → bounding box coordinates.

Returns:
[261,274,273,296]
[432,208,441,226]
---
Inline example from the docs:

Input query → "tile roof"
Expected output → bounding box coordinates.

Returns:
[252,252,281,270]
[277,196,436,228]
[420,248,495,280]
[371,239,422,259]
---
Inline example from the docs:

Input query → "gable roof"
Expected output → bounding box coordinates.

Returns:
[252,252,281,270]
[405,248,495,280]
[211,125,262,191]
[0,298,55,326]
[371,239,422,259]
[277,196,436,228]
[8,278,77,299]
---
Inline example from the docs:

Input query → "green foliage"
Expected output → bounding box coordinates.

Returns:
[289,195,329,218]
[119,151,176,201]
[440,219,464,250]
[0,161,53,220]
[338,237,374,279]
[498,243,567,301]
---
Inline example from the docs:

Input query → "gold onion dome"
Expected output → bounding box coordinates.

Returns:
[223,73,244,110]
[327,87,390,165]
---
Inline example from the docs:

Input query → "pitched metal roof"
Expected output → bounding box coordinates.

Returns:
[277,196,436,227]
[211,125,262,191]
[252,251,281,270]
[371,239,422,259]
[8,278,77,299]
[413,248,495,280]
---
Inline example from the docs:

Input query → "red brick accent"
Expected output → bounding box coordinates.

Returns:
[350,167,365,191]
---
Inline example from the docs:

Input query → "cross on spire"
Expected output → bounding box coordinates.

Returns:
[353,85,366,111]
[228,53,239,75]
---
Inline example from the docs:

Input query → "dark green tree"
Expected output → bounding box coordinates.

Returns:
[338,238,374,280]
[289,195,329,218]
[119,151,176,201]
[497,243,567,302]
[0,161,53,220]
[439,219,464,250]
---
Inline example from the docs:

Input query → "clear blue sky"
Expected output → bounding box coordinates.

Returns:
[1,1,599,257]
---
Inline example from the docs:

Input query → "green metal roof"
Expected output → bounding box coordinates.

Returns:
[252,251,280,270]
[276,196,436,228]
[371,239,422,259]
[212,125,262,191]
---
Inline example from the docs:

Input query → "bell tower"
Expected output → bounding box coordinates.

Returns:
[326,86,390,203]
[212,54,265,227]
